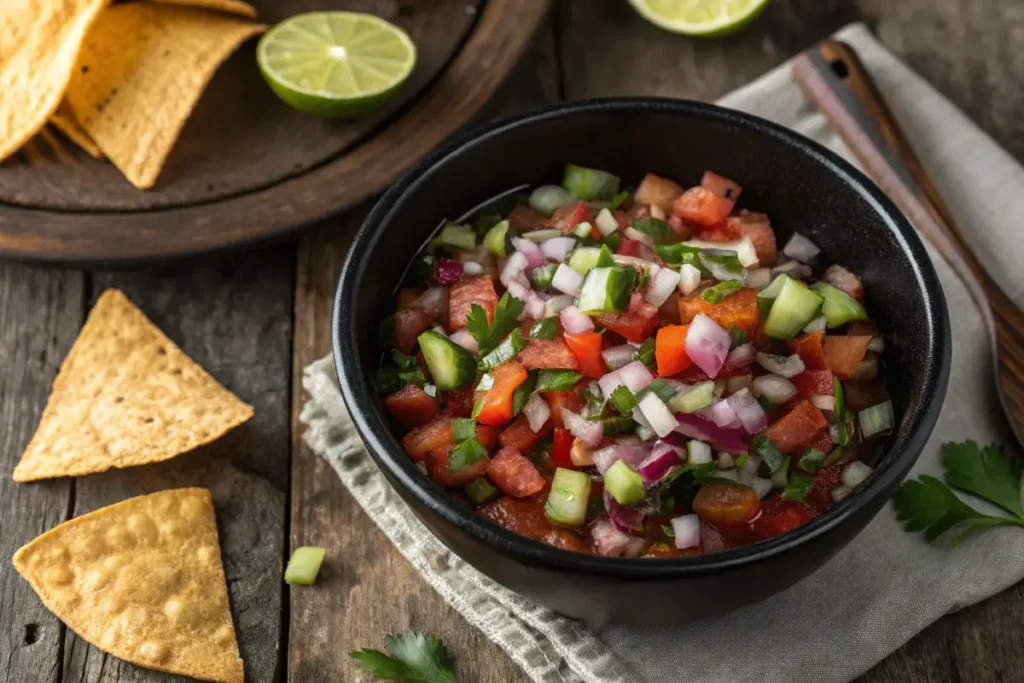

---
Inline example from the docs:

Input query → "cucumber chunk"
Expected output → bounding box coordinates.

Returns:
[763,278,824,340]
[811,281,868,328]
[417,331,478,390]
[544,468,592,527]
[604,460,645,505]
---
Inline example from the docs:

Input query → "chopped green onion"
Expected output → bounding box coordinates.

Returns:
[562,164,621,201]
[448,438,488,472]
[483,219,510,256]
[634,338,656,367]
[530,263,558,291]
[654,243,704,268]
[598,416,635,438]
[735,452,750,469]
[610,190,630,210]
[529,319,557,339]
[465,477,499,505]
[797,448,826,474]
[435,221,476,250]
[284,546,326,586]
[510,373,537,417]
[702,280,743,304]
[604,460,645,505]
[529,185,574,216]
[858,400,895,438]
[728,325,749,349]
[771,457,791,488]
[782,473,814,501]
[452,418,476,444]
[637,379,675,403]
[609,385,638,415]
[534,369,583,393]
[475,372,495,392]
[669,381,715,413]
[478,328,526,372]
[834,378,850,446]
[603,231,622,253]
[753,435,787,475]
[661,524,675,539]
[632,217,673,241]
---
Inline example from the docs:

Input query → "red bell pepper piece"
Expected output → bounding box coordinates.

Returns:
[543,389,584,427]
[790,369,835,397]
[655,324,693,377]
[499,413,553,454]
[822,336,872,379]
[474,361,528,426]
[787,330,826,370]
[564,332,606,379]
[552,427,575,468]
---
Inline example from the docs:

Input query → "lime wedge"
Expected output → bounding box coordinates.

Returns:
[627,0,771,36]
[257,11,416,118]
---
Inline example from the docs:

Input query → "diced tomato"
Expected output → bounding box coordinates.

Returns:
[396,288,423,309]
[616,238,642,257]
[667,214,690,240]
[593,293,659,343]
[805,462,846,514]
[476,424,501,451]
[787,330,826,370]
[843,379,889,412]
[726,211,777,266]
[700,521,732,553]
[693,484,761,524]
[790,369,835,397]
[847,320,877,337]
[552,427,575,468]
[658,290,682,326]
[499,413,553,454]
[448,275,498,332]
[487,447,546,498]
[701,171,742,202]
[393,307,434,355]
[564,332,607,378]
[697,224,739,242]
[479,496,586,552]
[655,324,693,377]
[634,173,684,213]
[672,187,734,227]
[749,498,814,539]
[624,202,652,225]
[401,417,454,462]
[806,429,834,456]
[428,448,490,487]
[383,383,439,429]
[441,388,475,418]
[678,288,759,332]
[543,389,584,427]
[475,361,528,426]
[822,264,864,300]
[506,205,548,232]
[517,339,580,371]
[547,201,591,234]
[763,399,829,454]
[822,336,872,380]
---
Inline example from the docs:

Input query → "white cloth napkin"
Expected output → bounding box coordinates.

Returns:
[300,23,1024,683]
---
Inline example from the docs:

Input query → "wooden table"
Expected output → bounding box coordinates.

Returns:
[2,1,1023,681]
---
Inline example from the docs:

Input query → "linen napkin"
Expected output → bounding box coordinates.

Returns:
[300,23,1024,683]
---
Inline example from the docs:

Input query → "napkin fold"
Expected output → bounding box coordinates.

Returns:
[300,23,1024,683]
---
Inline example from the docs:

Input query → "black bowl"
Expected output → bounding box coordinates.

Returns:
[333,98,950,624]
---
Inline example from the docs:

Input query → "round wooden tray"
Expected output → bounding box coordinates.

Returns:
[0,0,550,265]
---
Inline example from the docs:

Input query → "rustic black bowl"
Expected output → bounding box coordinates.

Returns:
[333,98,950,624]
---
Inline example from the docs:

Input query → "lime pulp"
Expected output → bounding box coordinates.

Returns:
[627,0,771,37]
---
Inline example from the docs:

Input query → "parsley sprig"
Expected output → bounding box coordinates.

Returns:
[349,632,455,682]
[466,293,524,356]
[894,441,1024,544]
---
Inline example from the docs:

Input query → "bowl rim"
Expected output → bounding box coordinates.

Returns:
[333,97,951,578]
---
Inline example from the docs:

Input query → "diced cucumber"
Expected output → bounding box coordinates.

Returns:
[284,546,326,585]
[483,220,510,256]
[522,228,563,243]
[465,477,500,505]
[436,221,476,250]
[763,278,824,340]
[530,263,558,291]
[669,381,715,413]
[811,282,869,328]
[417,331,478,390]
[568,246,602,275]
[757,273,790,317]
[562,164,621,201]
[572,221,594,238]
[683,237,759,268]
[858,400,895,438]
[545,468,592,527]
[529,185,574,216]
[575,266,636,314]
[686,440,712,465]
[604,460,645,505]
[655,242,703,267]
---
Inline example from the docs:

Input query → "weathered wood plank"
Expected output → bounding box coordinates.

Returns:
[0,266,85,683]
[61,249,293,683]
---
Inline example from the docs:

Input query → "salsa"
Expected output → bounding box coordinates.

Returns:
[376,165,895,558]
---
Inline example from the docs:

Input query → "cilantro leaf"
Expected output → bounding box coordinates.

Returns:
[466,293,525,356]
[891,475,1022,544]
[448,438,488,472]
[349,632,455,683]
[942,440,1024,518]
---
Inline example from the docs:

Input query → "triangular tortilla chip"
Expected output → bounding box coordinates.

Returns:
[64,3,265,189]
[149,0,258,18]
[0,0,110,162]
[13,488,244,683]
[49,100,104,159]
[13,289,253,482]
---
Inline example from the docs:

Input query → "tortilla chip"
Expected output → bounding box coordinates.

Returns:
[49,100,104,159]
[12,289,253,482]
[0,0,110,163]
[13,488,244,683]
[64,3,265,189]
[149,0,258,19]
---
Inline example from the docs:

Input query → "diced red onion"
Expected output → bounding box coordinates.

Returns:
[598,372,624,400]
[637,393,678,438]
[823,264,862,298]
[615,434,642,446]
[752,374,798,404]
[433,258,464,286]
[649,204,667,221]
[745,267,772,289]
[601,344,636,372]
[500,251,529,287]
[602,491,646,532]
[592,518,638,556]
[725,375,752,395]
[867,336,885,353]
[562,408,603,448]
[511,237,548,269]
[523,292,547,320]
[462,261,485,276]
[686,440,712,465]
[624,226,655,246]
[752,477,773,500]
[716,453,735,470]
[636,441,684,483]
[803,315,827,333]
[618,361,654,392]
[782,232,821,262]
[737,454,761,485]
[631,406,653,431]
[685,314,732,378]
[670,414,747,454]
[677,263,702,295]
[671,514,700,550]
[852,355,879,380]
[772,259,813,278]
[727,342,755,366]
[449,328,479,355]
[624,537,651,557]
[560,305,594,334]
[756,352,805,378]
[644,267,681,307]
[831,485,852,503]
[841,461,873,488]
[636,242,657,262]
[552,263,583,296]
[828,422,842,445]
[540,236,578,263]
[699,399,741,429]
[725,388,767,434]
[595,208,619,236]
[506,276,531,302]
[811,393,836,412]
[412,287,449,319]
[593,443,650,475]
[523,393,550,432]
[545,294,574,317]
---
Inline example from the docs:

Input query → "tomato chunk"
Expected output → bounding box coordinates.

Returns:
[790,369,835,397]
[678,288,759,332]
[487,447,546,498]
[383,383,439,429]
[655,324,693,377]
[517,339,580,371]
[700,522,732,553]
[499,413,552,454]
[552,427,575,468]
[727,212,777,266]
[448,276,498,332]
[428,448,490,487]
[616,238,642,257]
[672,187,734,227]
[822,264,864,300]
[823,336,872,379]
[701,171,742,201]
[393,307,434,355]
[507,205,548,232]
[805,429,834,456]
[543,389,584,427]
[476,424,501,451]
[441,388,475,418]
[693,483,761,524]
[763,399,829,454]
[634,173,684,213]
[750,498,814,539]
[547,201,591,234]
[479,496,586,552]
[564,332,606,378]
[787,330,826,370]
[805,462,846,513]
[475,361,528,425]
[402,417,454,462]
[593,293,659,343]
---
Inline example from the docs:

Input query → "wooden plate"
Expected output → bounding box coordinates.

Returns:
[0,0,550,264]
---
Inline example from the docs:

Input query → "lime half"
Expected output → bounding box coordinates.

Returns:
[257,11,416,118]
[627,0,771,37]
